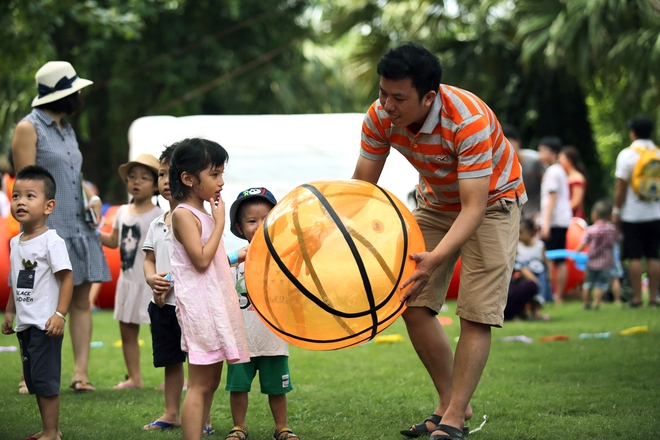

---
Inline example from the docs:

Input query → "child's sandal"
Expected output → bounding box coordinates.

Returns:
[225,425,247,439]
[274,426,300,440]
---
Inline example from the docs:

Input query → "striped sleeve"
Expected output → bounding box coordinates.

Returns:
[360,102,391,161]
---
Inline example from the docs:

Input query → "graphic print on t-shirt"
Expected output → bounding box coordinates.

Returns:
[120,223,141,272]
[16,259,36,303]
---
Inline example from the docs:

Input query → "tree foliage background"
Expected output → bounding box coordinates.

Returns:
[1,0,659,205]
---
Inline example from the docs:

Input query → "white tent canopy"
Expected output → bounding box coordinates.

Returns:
[128,113,419,251]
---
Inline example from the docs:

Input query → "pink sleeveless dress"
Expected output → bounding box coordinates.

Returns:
[170,203,249,365]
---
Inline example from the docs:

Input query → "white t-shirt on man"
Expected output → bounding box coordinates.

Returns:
[540,163,572,227]
[9,230,72,332]
[615,139,660,223]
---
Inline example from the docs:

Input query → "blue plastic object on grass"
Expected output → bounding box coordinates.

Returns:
[578,332,610,340]
[545,249,588,271]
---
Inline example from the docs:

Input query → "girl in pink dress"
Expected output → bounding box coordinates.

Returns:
[168,138,249,440]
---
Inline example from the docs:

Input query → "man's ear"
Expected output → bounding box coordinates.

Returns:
[423,90,436,107]
[45,199,56,215]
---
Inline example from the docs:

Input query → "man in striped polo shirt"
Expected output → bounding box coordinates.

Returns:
[352,43,526,440]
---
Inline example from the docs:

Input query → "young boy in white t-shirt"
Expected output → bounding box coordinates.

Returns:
[225,188,299,440]
[2,165,73,440]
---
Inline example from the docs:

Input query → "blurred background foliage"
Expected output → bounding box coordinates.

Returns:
[1,0,659,204]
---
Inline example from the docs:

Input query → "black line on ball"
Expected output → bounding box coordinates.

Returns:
[263,206,366,319]
[302,183,379,341]
[251,296,406,348]
[256,181,411,347]
[372,183,409,306]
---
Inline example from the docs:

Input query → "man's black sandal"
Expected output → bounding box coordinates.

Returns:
[429,424,466,440]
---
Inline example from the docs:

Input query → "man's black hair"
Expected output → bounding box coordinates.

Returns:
[626,116,653,139]
[377,42,442,101]
[537,136,563,154]
[15,165,57,200]
[502,125,520,141]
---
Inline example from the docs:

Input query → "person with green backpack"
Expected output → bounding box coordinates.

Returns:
[613,116,660,308]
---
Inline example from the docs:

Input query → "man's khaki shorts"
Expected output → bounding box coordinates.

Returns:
[410,196,521,327]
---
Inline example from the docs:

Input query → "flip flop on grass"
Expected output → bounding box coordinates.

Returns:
[143,420,177,431]
[70,380,95,393]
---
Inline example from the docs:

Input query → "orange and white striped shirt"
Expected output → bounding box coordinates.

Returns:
[361,85,527,211]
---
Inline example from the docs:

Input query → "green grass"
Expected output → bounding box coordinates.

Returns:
[0,301,658,439]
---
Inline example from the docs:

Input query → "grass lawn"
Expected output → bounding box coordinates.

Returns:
[0,300,658,439]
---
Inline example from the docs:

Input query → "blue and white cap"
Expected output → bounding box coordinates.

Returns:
[229,187,277,239]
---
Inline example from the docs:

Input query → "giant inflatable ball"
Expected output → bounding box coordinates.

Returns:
[245,180,425,350]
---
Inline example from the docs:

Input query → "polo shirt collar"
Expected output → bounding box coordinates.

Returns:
[419,90,443,134]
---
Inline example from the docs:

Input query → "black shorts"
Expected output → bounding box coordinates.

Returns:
[543,227,568,263]
[17,327,63,397]
[148,302,186,368]
[621,220,660,260]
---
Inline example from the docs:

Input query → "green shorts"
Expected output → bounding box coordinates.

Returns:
[225,355,292,395]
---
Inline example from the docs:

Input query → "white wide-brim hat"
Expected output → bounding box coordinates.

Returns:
[31,61,93,107]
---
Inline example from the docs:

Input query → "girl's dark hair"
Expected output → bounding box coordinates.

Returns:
[35,92,84,115]
[560,145,587,176]
[168,138,228,202]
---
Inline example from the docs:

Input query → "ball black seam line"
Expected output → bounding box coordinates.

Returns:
[290,193,356,336]
[250,302,405,347]
[372,182,409,300]
[262,201,364,320]
[302,183,379,341]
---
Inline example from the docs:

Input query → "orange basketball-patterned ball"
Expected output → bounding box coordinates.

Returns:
[245,180,425,350]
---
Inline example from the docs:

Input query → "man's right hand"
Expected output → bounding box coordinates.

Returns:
[399,251,441,304]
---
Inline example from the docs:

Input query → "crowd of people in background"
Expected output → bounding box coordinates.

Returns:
[501,116,660,320]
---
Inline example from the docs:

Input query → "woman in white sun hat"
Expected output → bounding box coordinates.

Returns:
[12,61,111,393]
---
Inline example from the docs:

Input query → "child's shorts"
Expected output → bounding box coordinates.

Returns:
[225,355,292,395]
[148,302,187,367]
[17,326,63,397]
[543,227,568,262]
[583,269,611,291]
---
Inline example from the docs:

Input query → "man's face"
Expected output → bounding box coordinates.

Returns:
[378,77,435,128]
[537,145,556,166]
